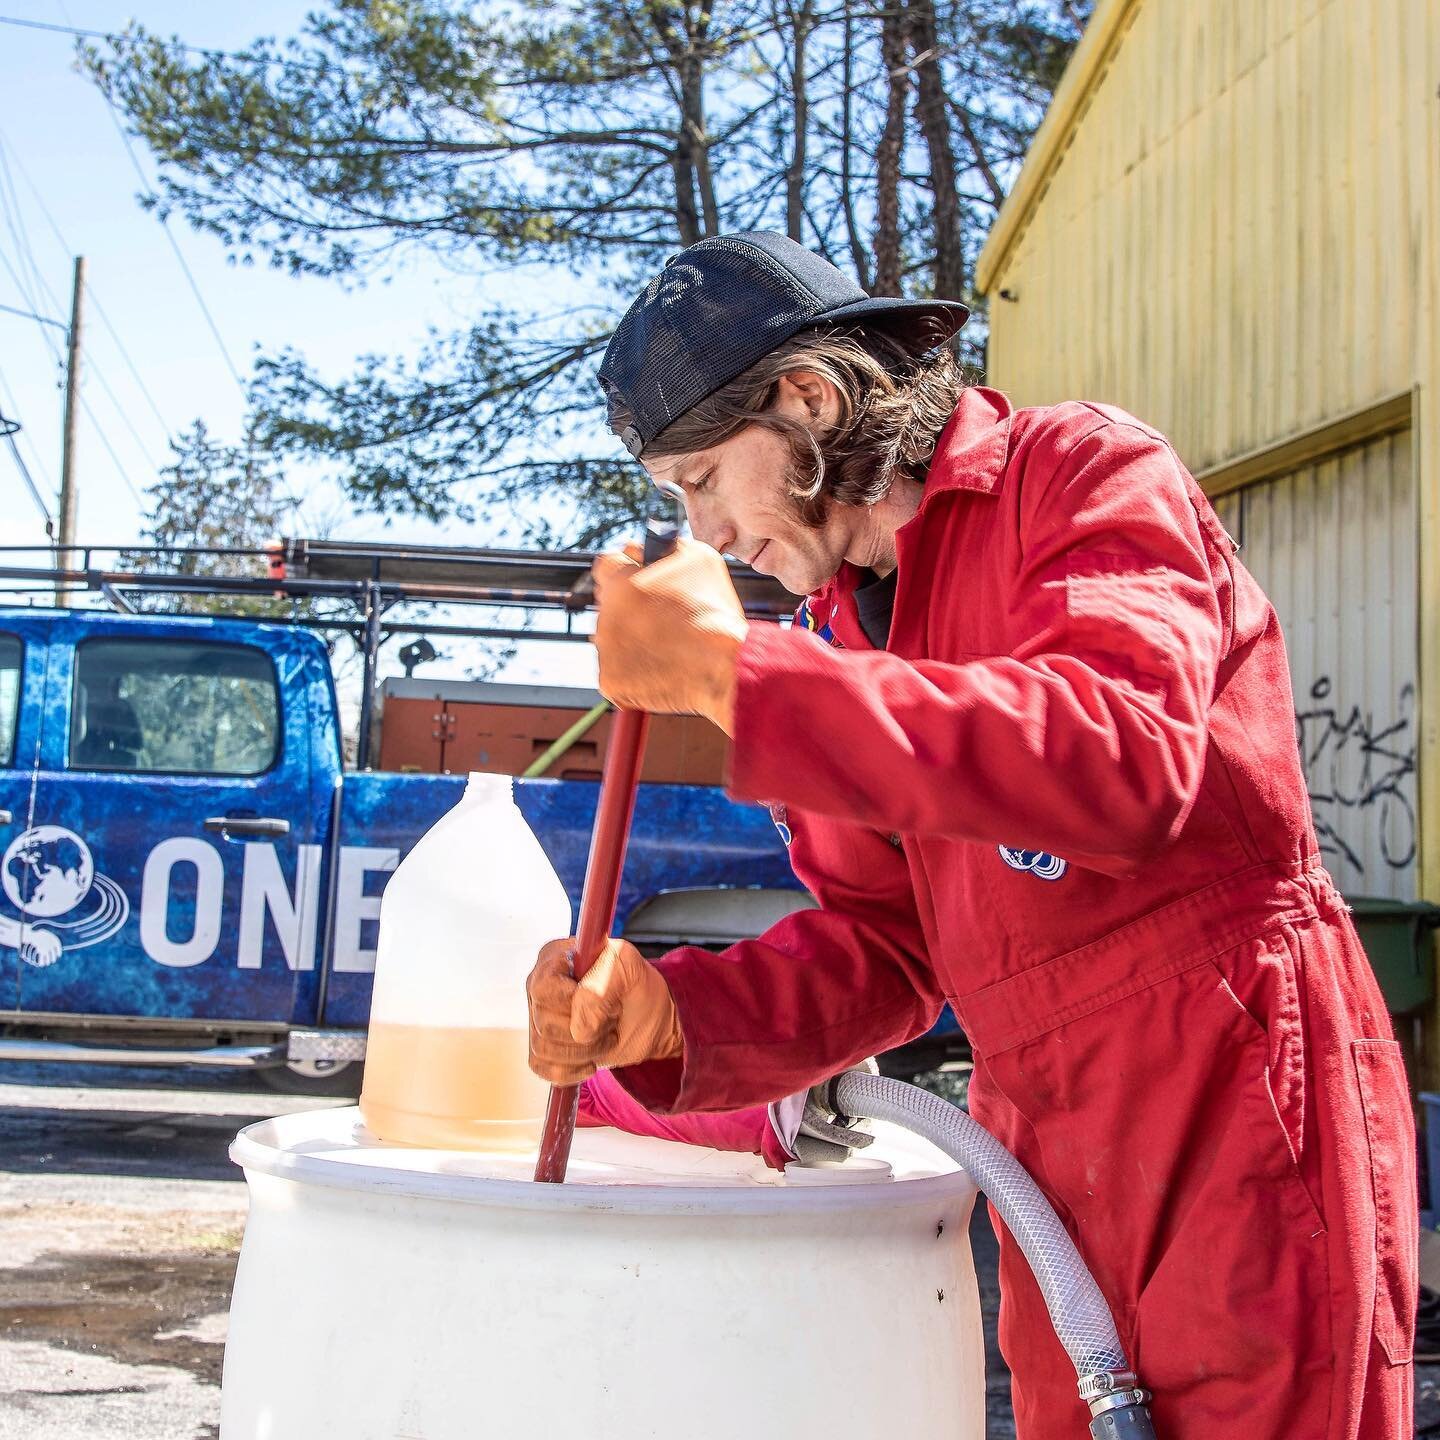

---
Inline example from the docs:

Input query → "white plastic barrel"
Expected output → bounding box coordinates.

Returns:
[359,772,571,1151]
[221,1108,986,1439]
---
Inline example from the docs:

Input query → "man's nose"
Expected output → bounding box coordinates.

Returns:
[686,506,736,557]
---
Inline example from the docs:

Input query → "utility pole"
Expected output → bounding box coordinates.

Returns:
[56,255,85,608]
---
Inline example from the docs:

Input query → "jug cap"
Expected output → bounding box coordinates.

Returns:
[463,772,514,804]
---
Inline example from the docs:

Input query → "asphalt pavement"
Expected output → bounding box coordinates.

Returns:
[0,1060,1012,1439]
[1,1059,1433,1438]
[0,1062,340,1440]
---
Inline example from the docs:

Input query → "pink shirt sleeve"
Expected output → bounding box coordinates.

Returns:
[578,1067,792,1170]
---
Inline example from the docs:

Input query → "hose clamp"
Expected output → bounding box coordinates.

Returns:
[1077,1371,1139,1403]
[1085,1387,1152,1419]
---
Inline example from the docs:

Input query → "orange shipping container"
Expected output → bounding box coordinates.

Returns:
[376,678,728,786]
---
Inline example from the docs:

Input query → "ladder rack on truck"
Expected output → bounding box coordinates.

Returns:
[0,538,796,769]
[0,541,972,1093]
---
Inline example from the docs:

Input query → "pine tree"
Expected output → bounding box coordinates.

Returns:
[84,1,1091,544]
[124,421,297,616]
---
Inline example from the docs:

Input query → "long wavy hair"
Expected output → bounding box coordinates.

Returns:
[607,328,969,526]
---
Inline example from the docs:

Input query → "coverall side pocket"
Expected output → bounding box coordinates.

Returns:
[1208,967,1325,1233]
[1352,1039,1418,1365]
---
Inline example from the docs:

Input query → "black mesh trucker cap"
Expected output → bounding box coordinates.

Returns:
[598,232,970,459]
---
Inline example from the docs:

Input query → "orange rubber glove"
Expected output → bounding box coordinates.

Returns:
[526,936,684,1086]
[591,539,748,734]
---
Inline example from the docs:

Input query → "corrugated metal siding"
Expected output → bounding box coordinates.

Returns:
[1213,429,1417,898]
[985,0,1428,474]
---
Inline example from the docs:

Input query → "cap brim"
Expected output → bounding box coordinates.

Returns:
[818,295,970,348]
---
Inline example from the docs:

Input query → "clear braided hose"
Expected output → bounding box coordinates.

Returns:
[832,1072,1129,1379]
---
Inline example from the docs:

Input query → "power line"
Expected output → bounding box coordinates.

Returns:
[0,143,61,320]
[2,429,54,530]
[1,15,245,520]
[0,246,67,371]
[0,147,68,371]
[0,13,333,75]
[0,356,56,531]
[0,362,55,497]
[0,151,154,521]
[99,102,248,397]
[84,352,164,476]
[0,284,146,516]
[2,244,166,476]
[0,403,54,532]
[0,128,167,518]
[0,129,175,442]
[83,295,175,443]
[77,392,146,508]
[0,227,153,538]
[0,299,66,330]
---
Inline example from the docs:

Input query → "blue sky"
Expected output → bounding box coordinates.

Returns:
[0,0,596,687]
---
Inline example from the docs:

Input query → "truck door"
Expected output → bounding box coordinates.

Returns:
[0,620,47,1013]
[16,618,321,1025]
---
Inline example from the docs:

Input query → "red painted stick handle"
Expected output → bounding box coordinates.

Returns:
[533,710,650,1183]
[533,512,679,1184]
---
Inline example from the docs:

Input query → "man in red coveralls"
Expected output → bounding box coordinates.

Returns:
[527,233,1417,1439]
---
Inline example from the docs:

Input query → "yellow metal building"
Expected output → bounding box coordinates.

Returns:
[977,0,1440,933]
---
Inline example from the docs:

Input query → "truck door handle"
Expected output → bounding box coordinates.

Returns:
[204,816,292,839]
[0,810,11,826]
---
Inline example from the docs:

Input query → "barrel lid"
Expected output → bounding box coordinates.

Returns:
[230,1106,974,1216]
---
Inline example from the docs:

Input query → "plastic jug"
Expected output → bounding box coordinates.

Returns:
[359,773,572,1152]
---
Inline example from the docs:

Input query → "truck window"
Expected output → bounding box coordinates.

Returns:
[70,638,281,776]
[0,633,20,767]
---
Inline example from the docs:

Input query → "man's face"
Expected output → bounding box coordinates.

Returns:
[642,376,856,596]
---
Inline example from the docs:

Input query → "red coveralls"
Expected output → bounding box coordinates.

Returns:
[615,388,1417,1438]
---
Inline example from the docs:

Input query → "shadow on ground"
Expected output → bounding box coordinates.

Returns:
[0,1104,254,1183]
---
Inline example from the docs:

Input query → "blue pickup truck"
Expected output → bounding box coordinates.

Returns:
[0,605,867,1093]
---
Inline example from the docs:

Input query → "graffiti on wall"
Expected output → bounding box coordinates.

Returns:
[1296,676,1416,883]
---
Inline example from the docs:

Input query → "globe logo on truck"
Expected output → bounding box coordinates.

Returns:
[0,825,130,968]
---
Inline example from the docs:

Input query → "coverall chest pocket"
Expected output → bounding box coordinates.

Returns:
[1352,1039,1418,1365]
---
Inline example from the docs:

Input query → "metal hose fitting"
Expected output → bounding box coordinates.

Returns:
[827,1072,1160,1439]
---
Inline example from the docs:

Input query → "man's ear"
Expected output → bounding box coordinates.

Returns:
[775,369,839,424]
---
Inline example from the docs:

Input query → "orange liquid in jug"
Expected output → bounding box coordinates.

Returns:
[359,1022,550,1152]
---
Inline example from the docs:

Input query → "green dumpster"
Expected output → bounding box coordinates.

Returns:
[1347,897,1440,1015]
